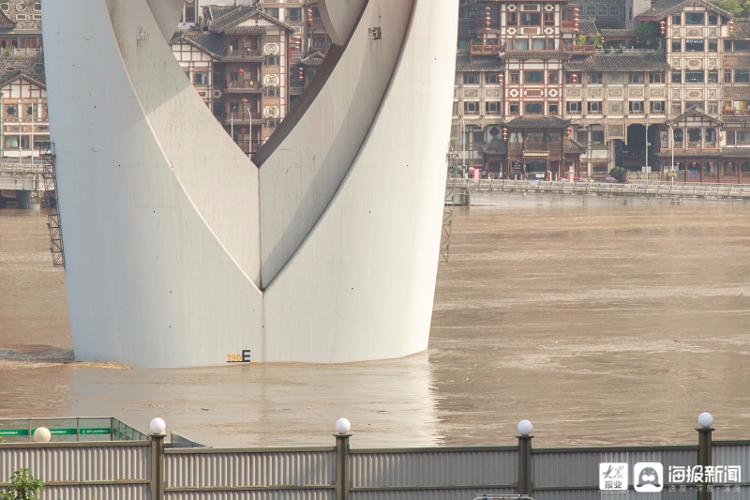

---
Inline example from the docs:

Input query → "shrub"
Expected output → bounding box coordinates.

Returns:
[0,469,45,500]
[609,167,627,182]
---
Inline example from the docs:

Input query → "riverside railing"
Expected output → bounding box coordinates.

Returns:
[447,178,750,199]
[1,414,748,499]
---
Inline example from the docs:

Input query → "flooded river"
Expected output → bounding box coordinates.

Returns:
[2,195,750,448]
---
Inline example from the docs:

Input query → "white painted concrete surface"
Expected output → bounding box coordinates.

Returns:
[43,0,457,368]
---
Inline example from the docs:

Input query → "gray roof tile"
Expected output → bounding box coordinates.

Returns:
[566,53,670,71]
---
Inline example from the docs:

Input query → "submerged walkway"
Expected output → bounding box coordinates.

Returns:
[447,178,750,200]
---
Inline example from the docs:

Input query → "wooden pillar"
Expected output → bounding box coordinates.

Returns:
[717,160,721,184]
[740,162,743,184]
[684,161,688,183]
[700,161,704,183]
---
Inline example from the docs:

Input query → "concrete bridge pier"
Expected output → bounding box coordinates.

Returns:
[16,190,32,209]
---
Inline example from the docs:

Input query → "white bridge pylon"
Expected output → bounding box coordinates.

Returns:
[42,0,458,368]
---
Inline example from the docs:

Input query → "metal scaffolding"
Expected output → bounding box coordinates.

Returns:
[40,142,65,268]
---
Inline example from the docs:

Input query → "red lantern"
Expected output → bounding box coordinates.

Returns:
[241,98,248,103]
[660,20,665,35]
[729,20,734,35]
[308,7,314,23]
[238,68,245,74]
[572,73,578,86]
[502,127,508,140]
[566,127,572,138]
[498,73,503,84]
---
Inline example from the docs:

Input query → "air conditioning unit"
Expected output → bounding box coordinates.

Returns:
[213,90,223,99]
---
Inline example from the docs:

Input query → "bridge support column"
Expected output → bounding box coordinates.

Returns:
[16,190,31,209]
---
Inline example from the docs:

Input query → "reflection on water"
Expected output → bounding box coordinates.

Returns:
[2,197,750,448]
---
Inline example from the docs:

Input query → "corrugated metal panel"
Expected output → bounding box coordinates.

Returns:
[533,452,599,488]
[166,490,334,500]
[0,445,150,482]
[714,444,750,471]
[42,484,149,500]
[351,487,517,500]
[713,486,749,500]
[533,490,600,500]
[165,450,336,489]
[350,450,517,489]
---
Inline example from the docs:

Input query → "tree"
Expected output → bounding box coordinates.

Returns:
[0,469,45,500]
[636,22,661,49]
[609,167,627,182]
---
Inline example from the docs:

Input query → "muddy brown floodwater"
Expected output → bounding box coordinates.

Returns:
[1,195,750,448]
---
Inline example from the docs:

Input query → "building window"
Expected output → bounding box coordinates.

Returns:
[709,39,718,52]
[194,72,208,85]
[735,40,750,52]
[486,101,502,114]
[609,7,619,15]
[485,73,499,84]
[587,101,602,113]
[230,71,239,82]
[599,6,607,15]
[32,63,44,74]
[725,40,733,51]
[266,56,280,66]
[549,103,559,115]
[533,39,546,50]
[738,131,750,144]
[672,41,681,52]
[629,73,644,83]
[588,73,603,84]
[576,129,587,142]
[510,72,520,84]
[548,71,559,83]
[651,101,665,113]
[587,6,596,15]
[708,101,719,114]
[705,128,716,142]
[463,73,480,84]
[708,14,718,25]
[686,101,704,110]
[313,35,326,48]
[287,8,302,22]
[515,39,529,50]
[567,101,582,113]
[509,102,520,115]
[525,71,544,83]
[649,72,665,83]
[672,14,681,25]
[6,105,15,115]
[629,101,644,113]
[266,118,279,128]
[452,102,459,115]
[544,12,555,25]
[565,72,577,84]
[266,87,279,97]
[521,13,541,25]
[524,102,544,114]
[685,12,704,25]
[671,102,682,114]
[708,71,719,83]
[629,7,633,20]
[685,39,705,52]
[685,71,704,83]
[591,130,605,144]
[725,70,733,82]
[265,8,279,18]
[688,128,702,142]
[464,101,479,114]
[736,70,750,82]
[507,12,517,25]
[184,6,195,23]
[673,129,683,144]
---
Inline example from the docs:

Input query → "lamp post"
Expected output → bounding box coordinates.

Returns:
[517,419,534,496]
[697,412,714,500]
[667,122,675,186]
[334,418,352,500]
[149,418,167,500]
[645,114,649,186]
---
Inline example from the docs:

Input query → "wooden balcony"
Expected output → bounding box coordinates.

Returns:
[723,109,750,116]
[469,44,505,55]
[563,44,597,55]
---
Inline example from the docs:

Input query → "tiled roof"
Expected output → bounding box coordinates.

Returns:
[722,147,750,158]
[300,50,326,66]
[0,72,45,90]
[207,6,238,23]
[0,8,17,29]
[456,54,502,71]
[656,148,750,158]
[224,26,267,35]
[565,139,587,154]
[171,32,225,57]
[483,137,507,155]
[723,116,750,125]
[579,19,598,35]
[210,7,294,33]
[502,49,572,59]
[565,53,670,71]
[503,116,571,128]
[669,106,723,125]
[637,0,731,21]
[600,28,637,39]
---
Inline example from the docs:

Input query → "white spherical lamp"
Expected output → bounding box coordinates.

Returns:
[698,412,714,428]
[517,419,533,436]
[335,418,351,434]
[33,427,52,443]
[149,417,167,435]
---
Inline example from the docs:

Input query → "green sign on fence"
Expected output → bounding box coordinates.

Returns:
[0,428,111,437]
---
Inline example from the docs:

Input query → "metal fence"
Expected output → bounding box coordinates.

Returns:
[2,426,750,499]
[0,417,147,443]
